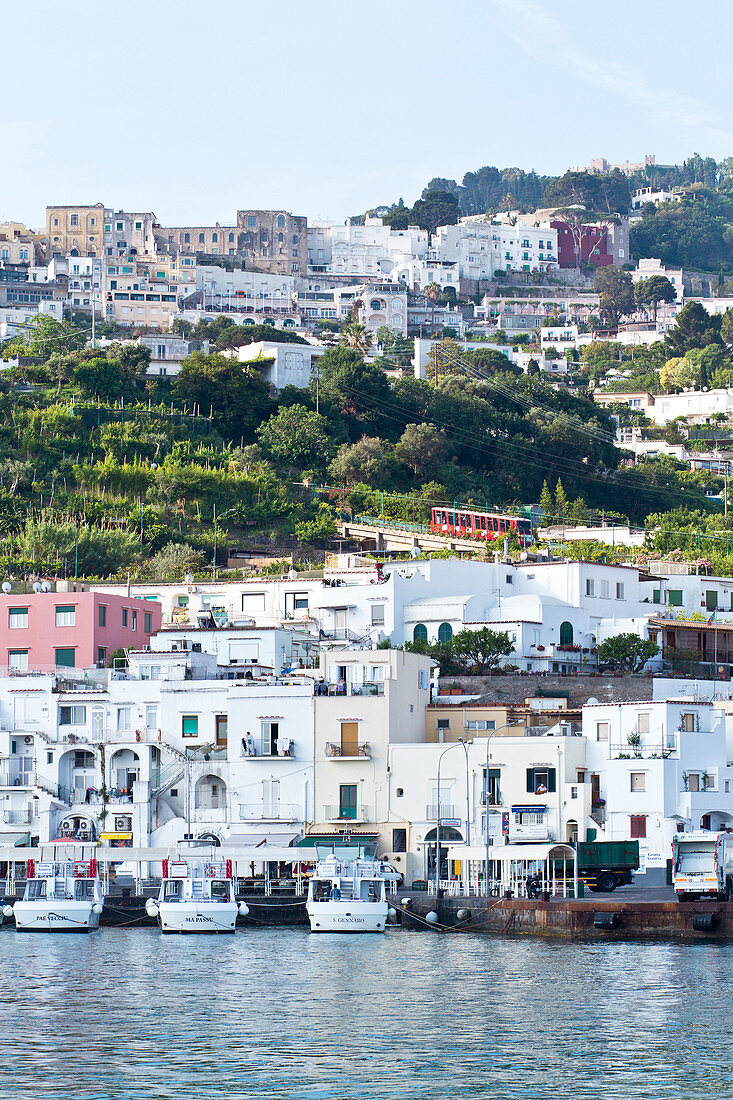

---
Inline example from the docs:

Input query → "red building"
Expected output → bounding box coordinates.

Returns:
[551,220,614,269]
[0,590,162,671]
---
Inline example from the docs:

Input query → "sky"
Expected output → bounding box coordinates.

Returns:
[3,0,733,227]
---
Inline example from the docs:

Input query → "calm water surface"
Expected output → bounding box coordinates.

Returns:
[0,926,731,1100]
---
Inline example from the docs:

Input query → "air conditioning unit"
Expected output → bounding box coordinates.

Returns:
[114,816,130,831]
[143,645,151,652]
[172,644,179,651]
[24,736,33,745]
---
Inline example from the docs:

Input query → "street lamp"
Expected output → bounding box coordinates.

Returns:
[434,738,469,897]
[482,723,513,894]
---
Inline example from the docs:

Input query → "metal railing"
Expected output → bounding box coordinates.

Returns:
[349,682,385,697]
[2,809,31,824]
[325,742,371,758]
[0,771,34,787]
[324,805,370,823]
[238,803,300,821]
[425,804,455,821]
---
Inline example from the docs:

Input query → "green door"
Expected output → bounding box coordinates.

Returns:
[339,784,357,820]
[706,590,718,612]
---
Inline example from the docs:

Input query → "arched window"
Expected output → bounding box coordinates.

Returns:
[183,232,190,243]
[198,232,205,243]
[560,622,574,646]
[278,232,284,242]
[277,214,286,228]
[437,623,453,645]
[413,624,428,644]
[228,233,234,243]
[370,299,383,310]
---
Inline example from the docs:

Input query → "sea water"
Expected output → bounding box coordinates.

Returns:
[0,927,730,1099]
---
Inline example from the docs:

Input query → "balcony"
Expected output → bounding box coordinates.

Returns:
[325,742,371,758]
[2,809,31,824]
[425,803,456,821]
[0,771,34,788]
[238,803,301,821]
[324,805,370,823]
[609,740,677,759]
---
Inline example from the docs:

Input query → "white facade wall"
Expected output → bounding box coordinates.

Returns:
[235,340,324,390]
[307,219,428,277]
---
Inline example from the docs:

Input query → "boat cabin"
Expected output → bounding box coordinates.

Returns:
[160,858,234,903]
[24,859,99,901]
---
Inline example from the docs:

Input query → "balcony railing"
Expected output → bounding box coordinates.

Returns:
[0,771,34,788]
[325,742,371,758]
[2,809,31,824]
[324,805,370,823]
[425,804,455,821]
[609,740,677,758]
[238,803,301,821]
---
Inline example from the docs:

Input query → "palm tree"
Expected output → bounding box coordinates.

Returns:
[341,322,373,356]
[424,282,442,334]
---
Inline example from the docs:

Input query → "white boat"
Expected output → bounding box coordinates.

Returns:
[13,857,103,933]
[146,852,240,933]
[306,844,390,933]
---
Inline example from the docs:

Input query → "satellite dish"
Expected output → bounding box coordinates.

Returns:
[32,581,42,593]
[410,546,422,559]
[288,569,297,580]
[1,582,10,594]
[41,581,52,592]
[587,697,599,705]
[184,574,193,585]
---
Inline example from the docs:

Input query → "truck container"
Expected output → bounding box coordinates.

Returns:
[673,831,733,901]
[576,840,639,892]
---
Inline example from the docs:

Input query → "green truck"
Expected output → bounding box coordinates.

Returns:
[576,840,639,892]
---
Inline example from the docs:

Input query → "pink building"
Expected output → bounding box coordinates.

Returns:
[0,591,162,671]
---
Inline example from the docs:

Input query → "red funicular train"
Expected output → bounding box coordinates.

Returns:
[431,507,531,542]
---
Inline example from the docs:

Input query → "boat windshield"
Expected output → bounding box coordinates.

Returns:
[164,880,184,900]
[211,880,231,902]
[25,880,47,900]
[74,880,95,899]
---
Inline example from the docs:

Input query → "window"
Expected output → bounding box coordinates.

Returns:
[177,595,189,608]
[116,708,131,731]
[616,582,625,600]
[466,720,495,731]
[248,216,257,228]
[132,612,138,636]
[70,214,79,226]
[600,579,610,599]
[526,767,556,794]
[97,648,106,666]
[144,613,152,634]
[596,722,610,742]
[122,609,128,627]
[533,629,541,646]
[183,233,190,244]
[98,605,106,627]
[8,607,28,629]
[630,772,646,793]
[370,604,385,626]
[146,706,158,730]
[585,579,595,597]
[636,712,650,735]
[392,828,407,853]
[8,650,28,670]
[198,233,205,243]
[419,670,429,690]
[681,712,696,733]
[413,624,428,644]
[688,772,700,792]
[260,721,279,754]
[182,715,198,738]
[293,595,308,611]
[55,648,75,668]
[60,706,86,725]
[667,590,683,607]
[277,215,286,228]
[55,605,76,627]
[630,815,646,838]
[437,622,453,645]
[559,622,574,646]
[437,719,450,732]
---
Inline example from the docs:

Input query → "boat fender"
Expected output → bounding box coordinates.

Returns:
[425,910,439,924]
[387,907,398,923]
[1,904,13,920]
[456,908,471,921]
[92,903,103,915]
[400,897,412,908]
[238,902,250,917]
[145,900,159,918]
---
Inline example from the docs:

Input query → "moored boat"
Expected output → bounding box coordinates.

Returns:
[13,858,103,932]
[146,852,241,933]
[306,844,390,933]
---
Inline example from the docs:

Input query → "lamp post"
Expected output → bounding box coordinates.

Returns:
[482,723,512,894]
[434,738,469,897]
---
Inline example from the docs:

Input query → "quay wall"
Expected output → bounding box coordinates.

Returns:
[403,895,733,940]
[443,673,654,708]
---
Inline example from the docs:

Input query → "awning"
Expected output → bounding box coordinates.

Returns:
[0,832,30,847]
[226,832,300,848]
[448,842,576,863]
[296,833,378,847]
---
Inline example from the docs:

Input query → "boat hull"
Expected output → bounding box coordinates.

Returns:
[14,902,100,932]
[158,902,238,933]
[306,900,389,933]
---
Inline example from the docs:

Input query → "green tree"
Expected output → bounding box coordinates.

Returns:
[660,356,699,393]
[395,423,450,478]
[664,301,723,359]
[328,436,392,488]
[540,480,554,520]
[173,352,275,440]
[256,404,333,469]
[314,346,390,433]
[449,627,514,674]
[593,266,635,326]
[554,478,570,519]
[720,309,733,359]
[147,543,206,580]
[634,274,677,320]
[409,190,460,233]
[596,632,659,672]
[341,322,373,355]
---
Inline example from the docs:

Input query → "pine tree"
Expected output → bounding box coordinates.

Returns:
[554,478,570,520]
[540,480,554,521]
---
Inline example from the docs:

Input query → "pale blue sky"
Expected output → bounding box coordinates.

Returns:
[4,0,732,227]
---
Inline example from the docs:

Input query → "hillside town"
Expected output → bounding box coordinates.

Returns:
[4,155,733,903]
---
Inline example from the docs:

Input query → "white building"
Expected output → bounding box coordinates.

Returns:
[430,221,558,285]
[307,218,428,278]
[234,339,325,390]
[197,266,295,314]
[631,188,681,209]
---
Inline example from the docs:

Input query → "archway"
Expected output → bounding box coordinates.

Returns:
[424,825,463,881]
[108,749,140,796]
[438,622,453,645]
[195,774,227,810]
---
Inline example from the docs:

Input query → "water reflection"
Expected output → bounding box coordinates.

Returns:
[0,929,730,1099]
